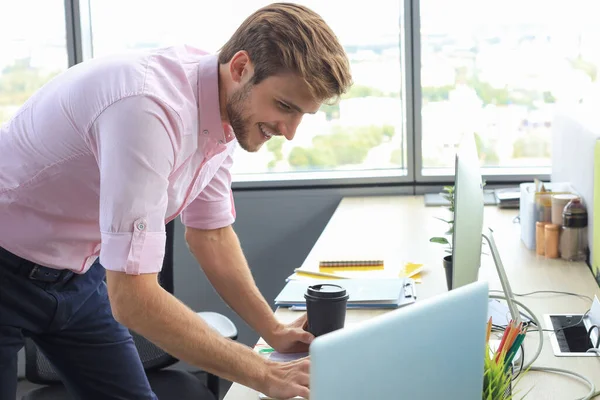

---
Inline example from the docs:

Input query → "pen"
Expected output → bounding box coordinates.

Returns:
[293,269,349,279]
[495,321,513,362]
[504,333,526,371]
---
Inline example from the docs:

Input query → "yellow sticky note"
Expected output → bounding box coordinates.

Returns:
[400,262,423,277]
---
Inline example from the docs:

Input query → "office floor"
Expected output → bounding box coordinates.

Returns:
[16,374,232,400]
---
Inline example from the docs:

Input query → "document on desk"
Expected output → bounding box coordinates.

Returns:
[258,351,308,400]
[274,278,416,309]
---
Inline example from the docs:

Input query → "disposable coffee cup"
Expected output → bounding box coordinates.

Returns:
[304,283,349,337]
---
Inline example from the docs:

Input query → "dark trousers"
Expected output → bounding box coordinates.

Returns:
[0,246,157,400]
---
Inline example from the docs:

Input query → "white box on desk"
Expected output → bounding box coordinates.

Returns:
[520,182,577,250]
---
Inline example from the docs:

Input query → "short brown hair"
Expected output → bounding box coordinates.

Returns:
[219,3,353,103]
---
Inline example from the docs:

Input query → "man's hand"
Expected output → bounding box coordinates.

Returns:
[186,226,315,353]
[266,313,314,354]
[262,357,310,399]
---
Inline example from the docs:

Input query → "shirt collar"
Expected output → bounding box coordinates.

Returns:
[197,54,235,144]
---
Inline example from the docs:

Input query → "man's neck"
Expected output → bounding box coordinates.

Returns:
[217,62,231,123]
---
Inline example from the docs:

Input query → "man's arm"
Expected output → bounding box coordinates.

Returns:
[91,96,308,398]
[184,225,285,343]
[106,271,309,399]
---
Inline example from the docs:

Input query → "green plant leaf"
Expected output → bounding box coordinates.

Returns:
[434,216,453,224]
[429,237,449,245]
[481,342,532,400]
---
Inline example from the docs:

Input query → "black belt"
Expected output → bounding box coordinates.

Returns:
[0,247,73,283]
[25,264,73,283]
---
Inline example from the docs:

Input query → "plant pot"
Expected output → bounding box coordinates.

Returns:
[443,255,452,290]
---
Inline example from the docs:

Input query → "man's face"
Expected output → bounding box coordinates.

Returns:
[226,73,321,152]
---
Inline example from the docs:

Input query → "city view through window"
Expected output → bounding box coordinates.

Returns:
[1,0,598,180]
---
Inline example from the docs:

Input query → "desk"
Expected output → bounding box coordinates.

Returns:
[224,195,600,400]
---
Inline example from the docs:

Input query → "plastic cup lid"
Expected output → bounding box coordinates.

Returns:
[306,284,347,299]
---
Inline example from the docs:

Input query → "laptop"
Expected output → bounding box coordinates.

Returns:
[309,280,489,400]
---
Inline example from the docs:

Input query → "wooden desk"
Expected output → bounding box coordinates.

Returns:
[225,195,600,400]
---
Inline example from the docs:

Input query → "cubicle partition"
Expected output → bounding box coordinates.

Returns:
[551,106,599,284]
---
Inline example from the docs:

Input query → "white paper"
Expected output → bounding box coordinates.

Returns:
[268,351,309,363]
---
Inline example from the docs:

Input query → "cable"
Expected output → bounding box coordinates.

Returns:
[513,343,525,380]
[588,325,600,349]
[489,294,542,370]
[585,349,600,398]
[527,367,597,400]
[489,289,593,303]
[489,294,597,400]
[530,311,590,333]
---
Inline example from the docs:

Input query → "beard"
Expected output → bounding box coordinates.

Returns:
[226,83,256,152]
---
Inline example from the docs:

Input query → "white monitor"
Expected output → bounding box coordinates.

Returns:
[309,281,489,400]
[451,133,485,289]
[450,133,522,325]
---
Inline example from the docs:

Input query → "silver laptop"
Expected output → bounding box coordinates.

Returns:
[309,281,489,400]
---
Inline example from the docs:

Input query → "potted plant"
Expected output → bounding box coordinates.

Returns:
[429,185,455,290]
[429,181,487,290]
[483,342,513,399]
[482,342,531,399]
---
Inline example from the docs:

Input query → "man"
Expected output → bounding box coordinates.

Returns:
[0,3,352,400]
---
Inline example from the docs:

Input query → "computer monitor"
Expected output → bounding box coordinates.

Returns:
[451,132,485,289]
[450,133,522,325]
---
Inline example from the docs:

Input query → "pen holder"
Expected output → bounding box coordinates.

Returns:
[504,364,514,399]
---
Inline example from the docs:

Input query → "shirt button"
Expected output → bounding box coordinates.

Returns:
[203,129,209,135]
[137,223,145,231]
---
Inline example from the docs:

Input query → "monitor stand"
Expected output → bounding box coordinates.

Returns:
[488,298,531,328]
[482,228,522,326]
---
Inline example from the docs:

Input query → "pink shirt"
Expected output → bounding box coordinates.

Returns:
[0,46,237,275]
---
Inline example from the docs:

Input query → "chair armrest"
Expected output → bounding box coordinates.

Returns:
[196,312,238,340]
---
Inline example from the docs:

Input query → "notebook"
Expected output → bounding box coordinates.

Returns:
[274,278,416,309]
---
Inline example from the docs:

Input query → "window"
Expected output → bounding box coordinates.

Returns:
[419,0,599,177]
[0,0,68,125]
[88,0,407,182]
[16,1,592,185]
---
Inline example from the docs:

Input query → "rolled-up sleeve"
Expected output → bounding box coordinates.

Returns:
[91,96,176,275]
[181,150,236,230]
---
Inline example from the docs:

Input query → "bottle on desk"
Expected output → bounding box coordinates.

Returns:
[536,221,547,256]
[560,198,588,261]
[544,223,560,259]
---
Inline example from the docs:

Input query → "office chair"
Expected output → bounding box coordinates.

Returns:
[21,221,238,400]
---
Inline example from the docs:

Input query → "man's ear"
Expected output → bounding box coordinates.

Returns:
[229,50,254,84]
